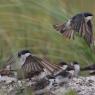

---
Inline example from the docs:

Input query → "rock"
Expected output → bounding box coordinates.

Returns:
[0,75,17,84]
[1,76,95,95]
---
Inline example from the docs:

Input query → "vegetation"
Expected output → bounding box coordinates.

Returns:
[0,0,95,67]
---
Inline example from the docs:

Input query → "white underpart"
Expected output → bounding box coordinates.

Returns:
[66,19,71,28]
[6,65,11,70]
[61,65,68,70]
[54,65,68,76]
[22,53,31,58]
[85,16,93,22]
[55,75,68,84]
[46,79,55,90]
[68,70,75,77]
[74,64,80,77]
[18,53,31,68]
[38,72,46,79]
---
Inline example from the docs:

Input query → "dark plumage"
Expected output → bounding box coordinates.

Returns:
[89,71,95,75]
[21,55,44,76]
[81,64,95,71]
[58,61,67,66]
[6,50,60,79]
[18,50,31,57]
[53,12,93,46]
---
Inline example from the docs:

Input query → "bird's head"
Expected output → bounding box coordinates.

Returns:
[58,61,68,70]
[83,12,93,21]
[18,50,31,59]
[73,61,80,71]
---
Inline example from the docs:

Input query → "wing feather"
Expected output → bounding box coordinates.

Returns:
[84,21,93,46]
[22,55,44,74]
[53,14,93,46]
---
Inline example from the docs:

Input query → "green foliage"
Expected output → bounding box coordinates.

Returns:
[0,0,95,67]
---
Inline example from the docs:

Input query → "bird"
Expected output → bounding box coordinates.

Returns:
[89,71,95,75]
[53,12,93,47]
[55,61,80,78]
[58,61,68,70]
[72,61,80,77]
[5,50,60,80]
[81,64,95,75]
[51,61,75,85]
[81,64,95,71]
[53,61,68,76]
[34,61,71,88]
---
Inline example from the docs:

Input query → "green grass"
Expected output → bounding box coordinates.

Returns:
[0,0,95,67]
[0,0,95,94]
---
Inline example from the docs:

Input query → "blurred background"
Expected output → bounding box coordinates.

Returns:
[0,0,95,68]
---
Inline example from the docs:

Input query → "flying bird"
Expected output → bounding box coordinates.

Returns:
[53,12,93,46]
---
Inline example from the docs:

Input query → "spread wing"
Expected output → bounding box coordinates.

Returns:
[22,55,44,74]
[22,55,60,76]
[83,20,93,46]
[53,15,93,46]
[72,15,93,46]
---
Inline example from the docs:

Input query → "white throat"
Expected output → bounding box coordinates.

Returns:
[74,64,80,71]
[19,53,31,67]
[61,65,68,70]
[74,64,80,77]
[85,16,93,22]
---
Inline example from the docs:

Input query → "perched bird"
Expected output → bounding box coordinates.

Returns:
[55,61,80,78]
[6,50,60,80]
[53,61,68,76]
[81,64,95,75]
[58,61,68,70]
[53,12,93,46]
[89,71,95,75]
[52,61,74,85]
[72,61,80,77]
[81,64,95,71]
